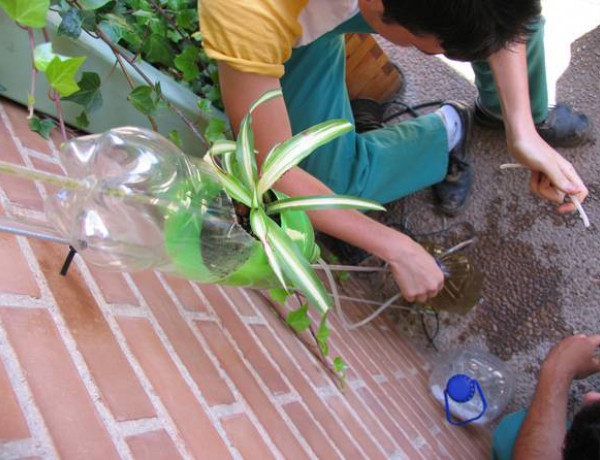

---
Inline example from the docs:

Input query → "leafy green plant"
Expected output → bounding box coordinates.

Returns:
[206,88,385,376]
[1,0,222,144]
[0,0,372,380]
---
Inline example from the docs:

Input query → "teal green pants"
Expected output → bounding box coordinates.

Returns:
[281,16,547,204]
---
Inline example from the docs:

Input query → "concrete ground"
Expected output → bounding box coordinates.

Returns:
[368,0,600,416]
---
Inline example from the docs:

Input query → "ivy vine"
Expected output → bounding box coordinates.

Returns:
[0,0,225,144]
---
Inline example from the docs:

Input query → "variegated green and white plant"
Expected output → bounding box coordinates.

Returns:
[205,89,384,369]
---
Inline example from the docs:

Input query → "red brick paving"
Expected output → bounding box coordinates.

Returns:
[0,97,491,458]
[125,430,182,460]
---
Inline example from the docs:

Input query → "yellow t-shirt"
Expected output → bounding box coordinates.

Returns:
[199,0,360,78]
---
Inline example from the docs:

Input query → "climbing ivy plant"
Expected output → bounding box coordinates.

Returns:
[0,0,223,144]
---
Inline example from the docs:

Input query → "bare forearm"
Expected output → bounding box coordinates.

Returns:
[513,368,570,460]
[488,44,537,139]
[274,167,414,260]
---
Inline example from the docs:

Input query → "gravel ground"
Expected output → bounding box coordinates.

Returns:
[356,1,600,419]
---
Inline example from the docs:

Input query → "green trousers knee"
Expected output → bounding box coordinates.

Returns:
[281,15,548,204]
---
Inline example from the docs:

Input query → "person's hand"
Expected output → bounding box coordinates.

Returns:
[541,334,600,384]
[508,131,588,214]
[384,237,444,304]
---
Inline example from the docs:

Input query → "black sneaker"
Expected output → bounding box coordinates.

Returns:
[350,98,386,133]
[474,99,593,148]
[432,101,474,216]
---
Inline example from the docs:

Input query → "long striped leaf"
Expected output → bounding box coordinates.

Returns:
[260,213,331,315]
[250,208,288,291]
[208,139,236,156]
[222,151,235,175]
[258,120,353,195]
[248,88,282,113]
[235,112,256,190]
[266,195,385,215]
[235,89,283,191]
[205,154,252,206]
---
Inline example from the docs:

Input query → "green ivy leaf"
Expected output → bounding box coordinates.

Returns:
[127,85,158,115]
[168,130,182,148]
[79,9,96,31]
[204,84,221,103]
[268,288,289,304]
[166,0,186,9]
[153,81,162,98]
[286,304,310,332]
[98,20,122,43]
[98,13,130,40]
[148,16,167,36]
[167,29,183,44]
[57,7,82,38]
[45,55,86,97]
[142,34,174,67]
[28,116,56,139]
[316,316,331,357]
[0,0,50,28]
[33,43,56,71]
[174,45,200,81]
[78,0,110,10]
[75,111,89,129]
[63,72,102,112]
[176,9,197,30]
[204,117,226,143]
[333,357,348,373]
[197,99,211,113]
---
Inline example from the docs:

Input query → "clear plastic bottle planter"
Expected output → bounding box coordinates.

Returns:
[47,127,319,288]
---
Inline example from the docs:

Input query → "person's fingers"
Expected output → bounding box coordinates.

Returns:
[415,294,428,304]
[557,202,577,214]
[529,171,541,196]
[426,289,438,300]
[403,291,415,303]
[587,334,600,346]
[557,185,590,214]
[583,392,600,407]
[538,175,565,203]
[541,158,580,196]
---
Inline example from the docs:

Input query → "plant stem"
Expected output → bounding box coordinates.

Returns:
[260,291,341,385]
[113,51,159,132]
[26,28,38,119]
[50,90,68,142]
[147,0,189,42]
[0,160,184,210]
[92,27,210,150]
[0,160,84,190]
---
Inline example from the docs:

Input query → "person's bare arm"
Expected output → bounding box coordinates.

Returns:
[218,62,444,303]
[513,334,600,460]
[488,44,588,214]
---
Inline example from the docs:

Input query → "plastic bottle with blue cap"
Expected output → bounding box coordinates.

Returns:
[429,349,515,425]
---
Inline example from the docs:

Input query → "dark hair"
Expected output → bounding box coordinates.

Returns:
[563,401,600,460]
[380,0,541,61]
